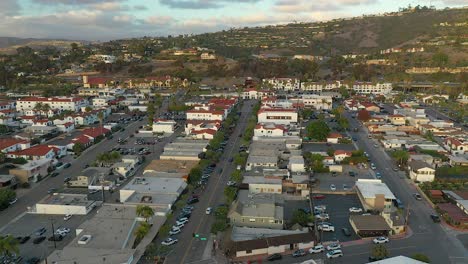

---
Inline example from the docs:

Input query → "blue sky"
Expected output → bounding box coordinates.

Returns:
[0,0,465,40]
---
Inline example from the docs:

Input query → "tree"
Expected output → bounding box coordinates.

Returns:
[84,106,92,113]
[136,205,154,222]
[305,121,330,141]
[72,142,85,156]
[230,170,242,183]
[291,210,313,226]
[0,189,16,210]
[134,222,151,241]
[147,102,155,127]
[224,186,237,203]
[11,157,27,165]
[370,244,389,260]
[411,253,430,263]
[189,166,202,184]
[432,52,449,67]
[0,235,19,258]
[391,150,410,166]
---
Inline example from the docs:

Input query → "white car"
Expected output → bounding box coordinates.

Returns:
[315,213,330,221]
[371,163,376,170]
[308,245,325,254]
[326,243,341,251]
[205,207,213,215]
[330,184,336,191]
[172,223,185,230]
[373,236,389,244]
[227,181,236,186]
[326,249,343,259]
[349,207,363,213]
[64,214,72,221]
[176,217,189,225]
[55,227,71,236]
[317,224,335,232]
[169,227,181,235]
[373,143,379,148]
[9,198,18,205]
[161,238,178,246]
[314,205,327,211]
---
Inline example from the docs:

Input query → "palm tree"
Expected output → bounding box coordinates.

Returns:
[134,222,151,241]
[41,103,51,117]
[136,205,154,222]
[0,235,19,258]
[33,102,44,118]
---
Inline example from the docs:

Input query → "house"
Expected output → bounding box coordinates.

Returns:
[334,150,352,163]
[9,159,52,183]
[355,179,396,213]
[68,175,91,188]
[68,135,93,151]
[153,119,177,134]
[7,145,60,160]
[388,115,406,126]
[246,155,278,171]
[200,52,216,60]
[56,122,75,133]
[288,156,305,173]
[82,126,110,140]
[327,133,343,144]
[190,129,217,140]
[257,108,298,125]
[184,120,220,135]
[448,155,468,167]
[243,176,283,194]
[0,139,30,153]
[408,160,435,182]
[444,137,467,155]
[254,123,285,137]
[228,199,284,229]
[359,102,380,113]
[231,233,315,259]
[113,162,135,178]
[16,97,88,112]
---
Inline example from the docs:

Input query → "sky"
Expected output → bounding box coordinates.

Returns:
[0,0,465,41]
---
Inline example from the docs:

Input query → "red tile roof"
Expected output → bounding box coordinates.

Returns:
[8,145,56,157]
[192,129,217,135]
[334,150,352,156]
[328,133,343,138]
[82,126,110,138]
[86,77,112,85]
[0,139,28,150]
[72,135,91,145]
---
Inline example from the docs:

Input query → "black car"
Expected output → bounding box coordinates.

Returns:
[50,172,59,177]
[267,253,282,261]
[63,163,71,168]
[48,235,63,241]
[179,212,191,219]
[32,236,46,244]
[187,197,199,204]
[342,227,351,236]
[18,236,30,244]
[25,257,40,264]
[34,227,46,236]
[430,214,441,223]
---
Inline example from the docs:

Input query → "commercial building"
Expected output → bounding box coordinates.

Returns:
[34,193,97,215]
[300,94,333,110]
[350,215,392,237]
[153,119,177,134]
[243,176,283,194]
[262,78,300,91]
[355,179,396,213]
[257,108,298,125]
[143,159,197,180]
[9,158,52,183]
[160,138,209,161]
[352,82,392,95]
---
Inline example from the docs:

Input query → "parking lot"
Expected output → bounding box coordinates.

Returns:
[0,213,88,261]
[313,194,362,243]
[313,165,375,192]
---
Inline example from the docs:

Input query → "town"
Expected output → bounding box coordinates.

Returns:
[0,3,467,264]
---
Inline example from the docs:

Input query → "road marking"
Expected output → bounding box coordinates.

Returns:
[179,104,250,264]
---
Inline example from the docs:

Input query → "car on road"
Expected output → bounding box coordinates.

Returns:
[317,224,334,232]
[47,188,57,194]
[63,163,71,169]
[314,205,327,211]
[393,167,399,172]
[64,177,71,183]
[370,163,376,170]
[64,214,72,221]
[330,184,336,191]
[342,184,348,191]
[25,257,40,264]
[50,172,59,177]
[32,236,46,244]
[348,171,356,177]
[161,238,178,246]
[169,227,181,235]
[413,193,422,200]
[373,236,389,244]
[341,227,351,236]
[315,214,330,221]
[326,243,341,251]
[48,235,63,241]
[267,253,282,261]
[352,137,358,141]
[176,218,189,225]
[308,244,325,254]
[227,181,237,187]
[292,249,306,257]
[326,249,343,259]
[34,227,46,236]
[55,227,70,235]
[375,172,382,179]
[349,207,363,213]
[205,207,212,215]
[373,143,379,148]
[430,214,441,223]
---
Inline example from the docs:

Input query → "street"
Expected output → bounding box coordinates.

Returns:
[161,100,255,264]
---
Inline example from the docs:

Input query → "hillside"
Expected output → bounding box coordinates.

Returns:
[0,37,86,54]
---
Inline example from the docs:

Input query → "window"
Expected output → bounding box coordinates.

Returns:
[249,218,256,222]
[246,250,252,254]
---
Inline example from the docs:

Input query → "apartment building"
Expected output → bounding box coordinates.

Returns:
[16,97,88,112]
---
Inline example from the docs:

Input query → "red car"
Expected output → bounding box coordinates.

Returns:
[313,194,326,200]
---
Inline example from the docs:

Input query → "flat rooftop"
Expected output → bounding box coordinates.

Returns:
[123,192,178,207]
[80,167,111,177]
[144,159,198,174]
[231,226,307,242]
[243,176,282,185]
[121,177,187,195]
[38,194,95,207]
[355,179,396,200]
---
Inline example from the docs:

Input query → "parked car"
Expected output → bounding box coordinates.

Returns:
[314,205,327,211]
[317,224,334,232]
[205,207,213,215]
[267,253,282,261]
[161,238,178,246]
[187,197,199,204]
[292,249,306,257]
[348,171,356,177]
[373,236,389,244]
[330,184,336,191]
[413,193,422,200]
[226,181,237,186]
[50,172,59,177]
[315,214,330,221]
[63,163,71,169]
[326,249,343,259]
[48,235,63,241]
[64,177,71,183]
[349,207,363,213]
[25,257,40,264]
[64,214,72,221]
[430,214,441,223]
[9,198,18,205]
[308,244,325,254]
[326,243,341,251]
[341,227,351,236]
[34,227,46,236]
[375,172,382,179]
[176,218,189,225]
[18,236,30,244]
[342,184,348,191]
[169,227,181,235]
[313,194,326,200]
[32,236,46,244]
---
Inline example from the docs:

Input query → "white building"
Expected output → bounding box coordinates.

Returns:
[254,123,285,137]
[35,194,97,215]
[186,109,224,121]
[352,82,393,95]
[288,156,305,173]
[408,160,435,182]
[153,119,177,134]
[263,78,300,91]
[257,108,298,125]
[16,97,88,112]
[300,81,343,92]
[301,94,333,110]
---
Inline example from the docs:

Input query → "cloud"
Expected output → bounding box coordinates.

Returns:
[159,0,261,9]
[440,0,468,4]
[33,0,124,4]
[0,0,21,16]
[133,5,148,10]
[273,0,378,13]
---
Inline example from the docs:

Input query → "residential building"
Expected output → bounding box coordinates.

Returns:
[444,137,467,155]
[16,97,88,112]
[289,156,305,173]
[159,138,209,161]
[7,145,60,160]
[408,160,435,182]
[254,123,285,137]
[334,150,352,163]
[186,109,224,121]
[243,176,283,194]
[352,82,393,95]
[9,159,52,183]
[263,78,300,91]
[327,133,343,144]
[0,138,30,153]
[355,179,396,213]
[388,114,406,125]
[301,94,333,110]
[228,195,284,229]
[246,155,278,171]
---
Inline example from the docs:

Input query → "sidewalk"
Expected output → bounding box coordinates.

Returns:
[341,226,413,247]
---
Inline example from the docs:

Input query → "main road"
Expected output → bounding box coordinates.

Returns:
[162,100,255,264]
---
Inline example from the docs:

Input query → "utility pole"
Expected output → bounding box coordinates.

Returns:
[101,184,105,202]
[50,218,57,249]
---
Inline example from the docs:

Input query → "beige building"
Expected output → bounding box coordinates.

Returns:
[68,176,91,188]
[408,160,435,182]
[35,194,97,215]
[355,179,396,213]
[9,159,52,183]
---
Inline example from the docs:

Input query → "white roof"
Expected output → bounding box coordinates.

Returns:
[355,179,396,200]
[366,255,428,264]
